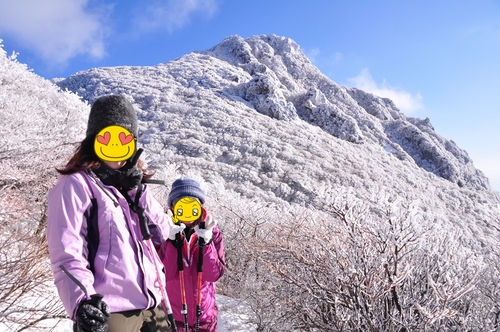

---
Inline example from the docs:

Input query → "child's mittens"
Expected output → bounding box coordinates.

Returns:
[166,210,186,241]
[194,214,217,244]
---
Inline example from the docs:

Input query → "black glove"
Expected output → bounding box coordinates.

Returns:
[76,297,110,332]
[118,165,143,191]
[118,148,144,191]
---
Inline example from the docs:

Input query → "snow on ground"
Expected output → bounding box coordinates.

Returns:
[217,295,257,332]
[0,295,256,332]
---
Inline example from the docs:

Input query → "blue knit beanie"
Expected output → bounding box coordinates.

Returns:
[167,177,206,207]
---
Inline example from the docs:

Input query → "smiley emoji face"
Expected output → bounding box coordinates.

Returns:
[94,125,136,162]
[172,197,202,224]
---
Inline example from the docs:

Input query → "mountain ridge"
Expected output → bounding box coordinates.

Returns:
[54,34,499,244]
[207,34,488,190]
[58,34,489,192]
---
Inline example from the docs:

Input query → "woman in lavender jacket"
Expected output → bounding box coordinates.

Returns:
[47,95,171,332]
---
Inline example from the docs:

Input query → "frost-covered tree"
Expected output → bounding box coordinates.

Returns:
[0,41,88,330]
[216,189,499,331]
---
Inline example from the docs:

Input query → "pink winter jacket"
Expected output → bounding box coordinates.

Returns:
[158,226,225,330]
[47,171,170,320]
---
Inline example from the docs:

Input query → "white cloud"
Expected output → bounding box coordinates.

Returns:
[134,0,220,33]
[305,48,343,66]
[305,47,320,63]
[349,68,423,113]
[0,0,107,66]
[330,52,343,64]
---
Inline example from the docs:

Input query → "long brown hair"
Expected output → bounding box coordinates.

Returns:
[57,136,152,179]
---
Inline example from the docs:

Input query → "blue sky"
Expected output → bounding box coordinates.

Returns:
[1,0,499,191]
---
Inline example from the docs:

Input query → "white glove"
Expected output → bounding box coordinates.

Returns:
[194,214,217,244]
[166,210,186,241]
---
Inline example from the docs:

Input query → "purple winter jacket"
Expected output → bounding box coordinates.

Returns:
[47,170,170,320]
[158,226,225,330]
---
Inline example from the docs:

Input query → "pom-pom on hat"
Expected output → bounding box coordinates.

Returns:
[168,177,206,207]
[86,95,138,138]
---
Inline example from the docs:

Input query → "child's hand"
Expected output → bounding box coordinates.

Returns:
[194,214,217,243]
[166,210,186,240]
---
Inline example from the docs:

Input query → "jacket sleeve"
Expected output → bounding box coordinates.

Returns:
[158,239,180,280]
[139,184,170,247]
[46,174,96,320]
[201,226,225,282]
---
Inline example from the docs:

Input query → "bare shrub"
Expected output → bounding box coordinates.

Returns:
[0,222,66,331]
[215,189,500,331]
[0,47,89,330]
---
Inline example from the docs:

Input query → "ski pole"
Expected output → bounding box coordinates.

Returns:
[145,238,178,332]
[176,233,189,332]
[136,199,177,332]
[122,180,177,332]
[195,210,207,332]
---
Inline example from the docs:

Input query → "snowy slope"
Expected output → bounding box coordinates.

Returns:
[21,295,257,332]
[57,34,489,192]
[56,34,499,246]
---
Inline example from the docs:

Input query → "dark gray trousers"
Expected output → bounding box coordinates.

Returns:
[74,305,170,332]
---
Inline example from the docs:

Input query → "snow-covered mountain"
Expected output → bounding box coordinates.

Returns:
[2,34,500,331]
[55,34,498,241]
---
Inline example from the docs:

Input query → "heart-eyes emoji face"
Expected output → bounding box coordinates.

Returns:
[94,125,136,162]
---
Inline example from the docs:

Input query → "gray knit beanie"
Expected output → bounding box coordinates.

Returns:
[86,95,138,138]
[168,177,206,207]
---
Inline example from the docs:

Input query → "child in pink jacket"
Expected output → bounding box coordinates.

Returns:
[158,177,225,332]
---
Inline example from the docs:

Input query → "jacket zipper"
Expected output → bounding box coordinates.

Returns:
[88,171,120,207]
